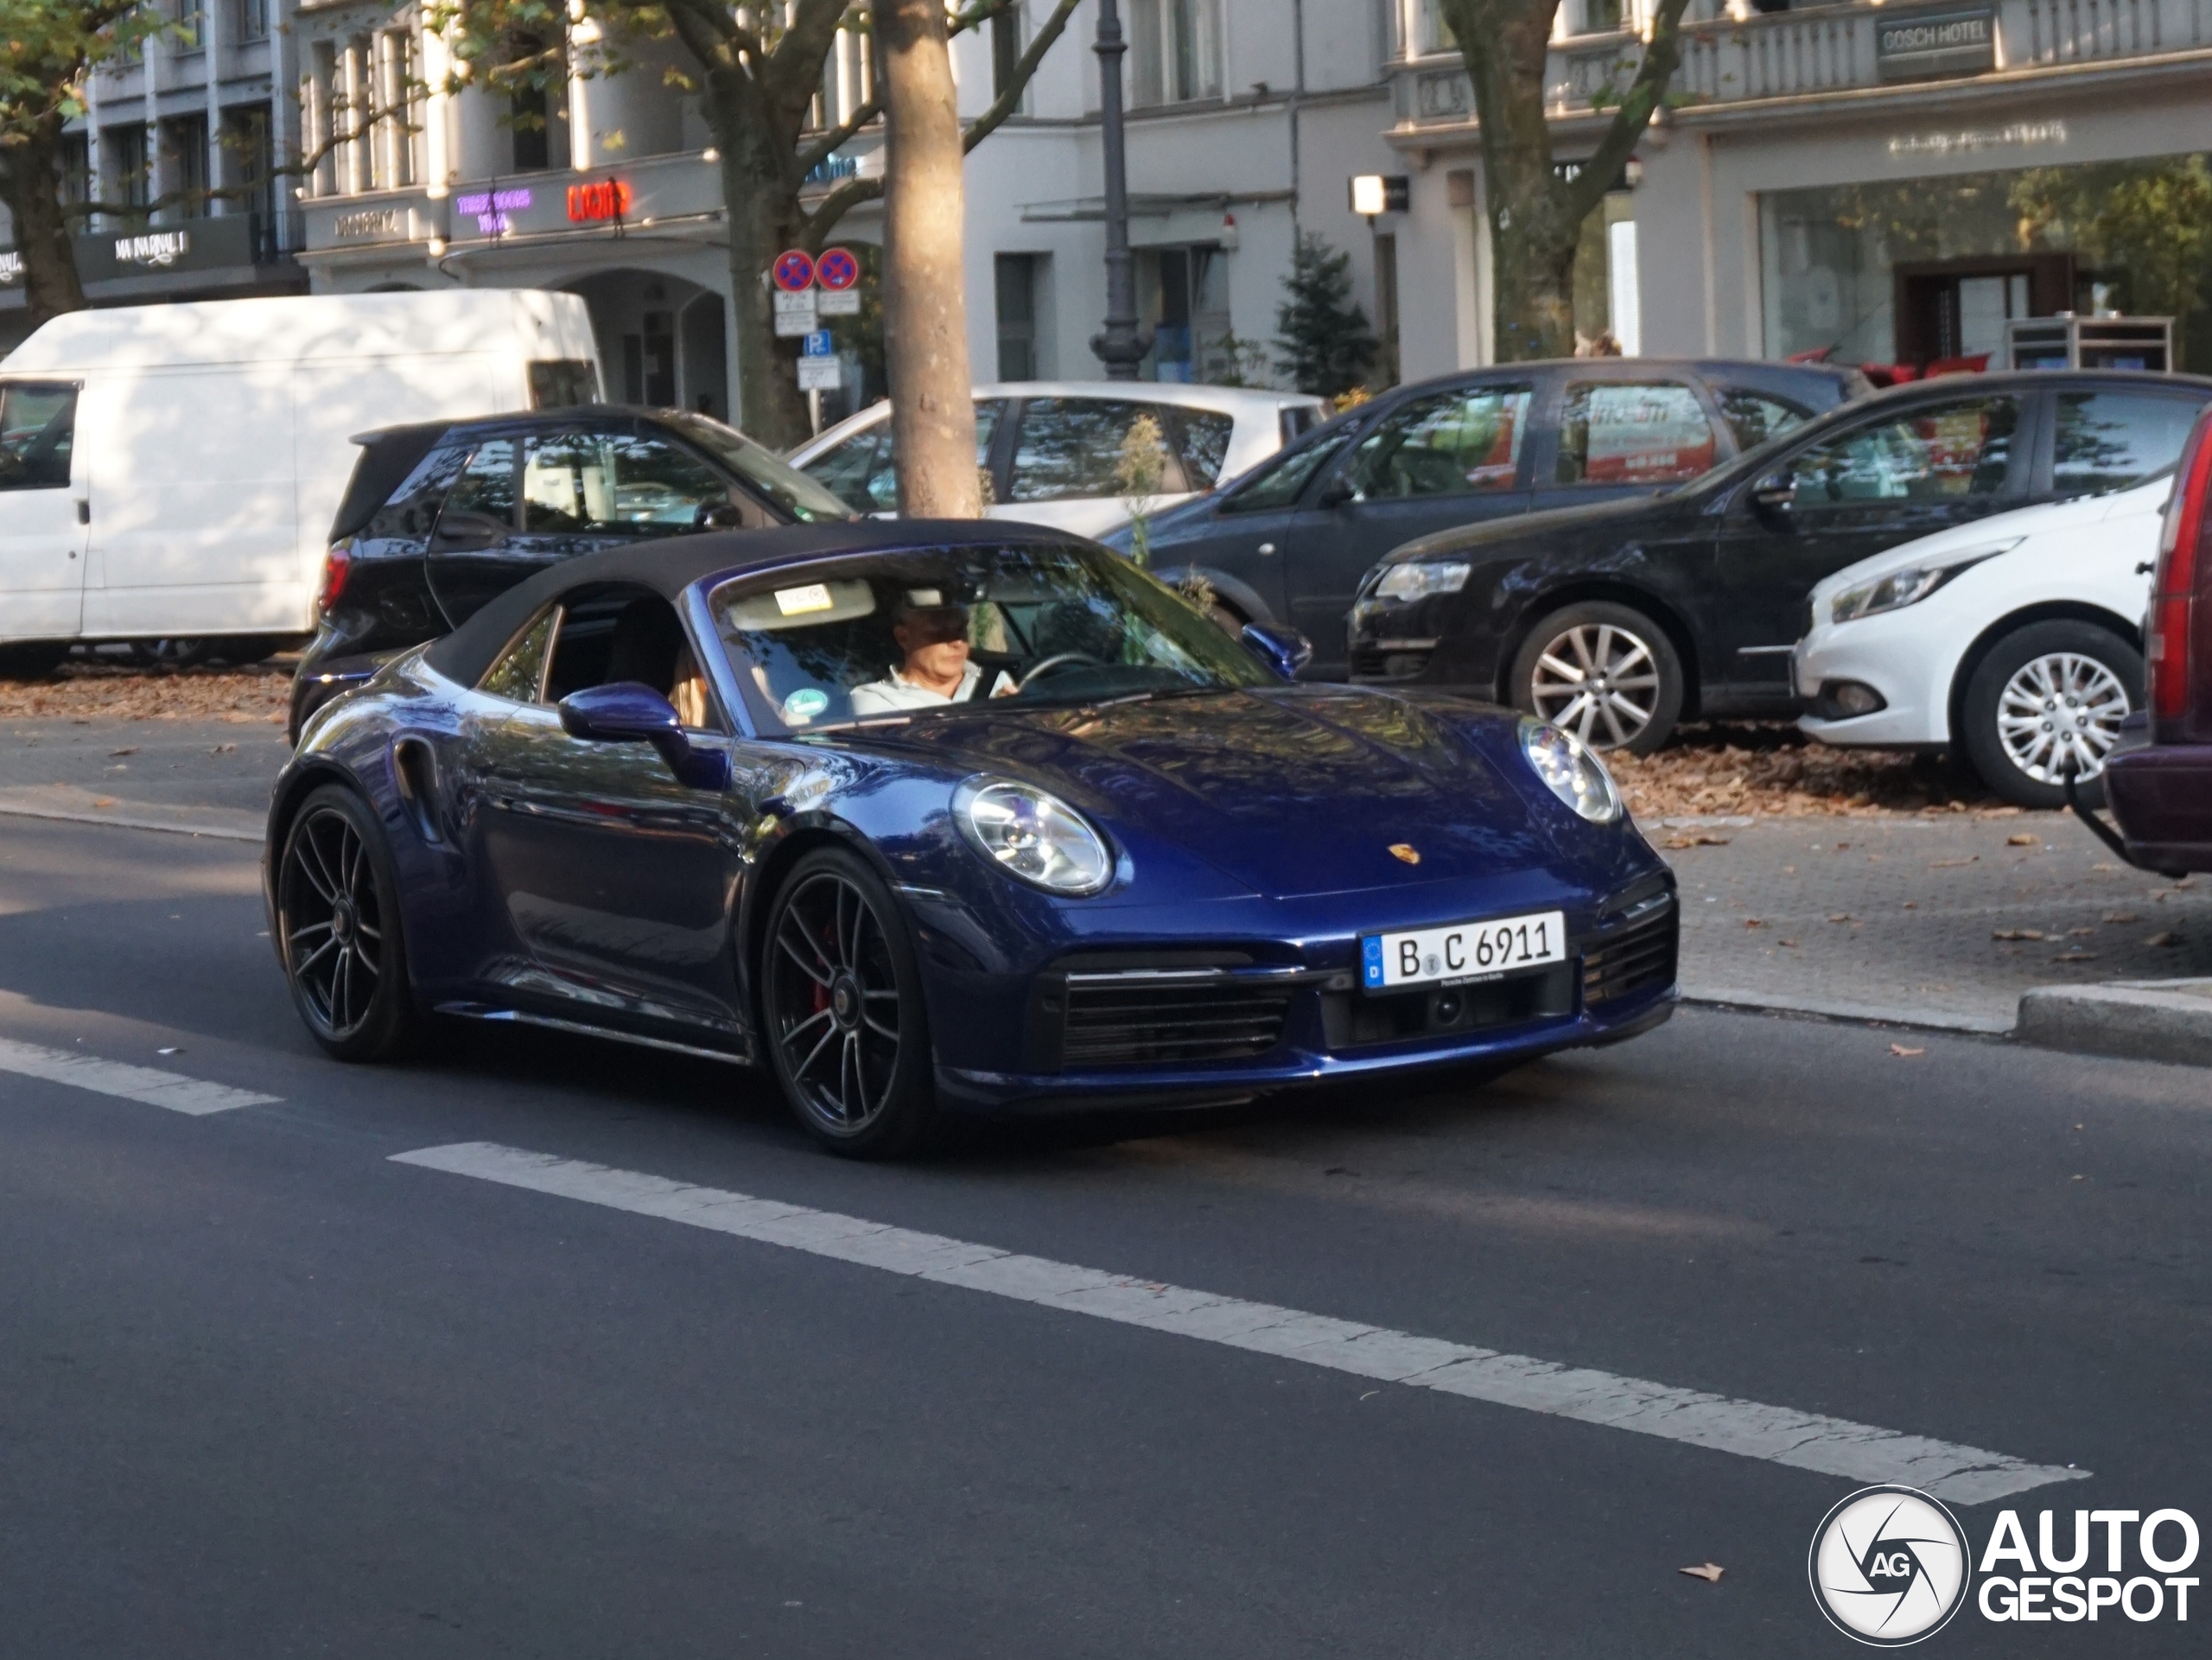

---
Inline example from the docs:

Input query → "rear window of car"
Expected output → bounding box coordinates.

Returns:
[1009,398,1184,502]
[2052,390,2204,494]
[1176,409,1236,490]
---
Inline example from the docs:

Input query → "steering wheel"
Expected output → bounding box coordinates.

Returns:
[1015,652,1103,692]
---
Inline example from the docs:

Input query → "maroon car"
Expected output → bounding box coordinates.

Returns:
[2077,409,2212,874]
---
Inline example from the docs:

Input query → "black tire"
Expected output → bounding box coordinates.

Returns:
[208,635,283,668]
[129,638,213,670]
[1509,601,1685,756]
[760,846,937,1158]
[1206,601,1247,637]
[1961,620,2141,810]
[276,784,419,1061]
[0,641,68,682]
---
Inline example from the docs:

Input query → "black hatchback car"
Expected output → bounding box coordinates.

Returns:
[1114,356,1872,676]
[1347,370,2212,752]
[292,407,855,740]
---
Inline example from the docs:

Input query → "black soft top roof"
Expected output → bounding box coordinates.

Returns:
[423,519,1085,690]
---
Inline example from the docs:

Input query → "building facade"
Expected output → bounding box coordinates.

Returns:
[12,1,2212,407]
[0,0,307,354]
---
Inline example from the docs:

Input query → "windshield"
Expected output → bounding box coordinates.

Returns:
[663,411,857,524]
[710,542,1274,734]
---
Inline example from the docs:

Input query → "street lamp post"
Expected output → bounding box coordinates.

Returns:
[1089,0,1150,378]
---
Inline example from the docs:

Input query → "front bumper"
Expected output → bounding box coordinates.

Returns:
[1792,618,1947,748]
[931,888,1679,1111]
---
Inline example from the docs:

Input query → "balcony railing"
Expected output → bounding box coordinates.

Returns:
[1399,0,2212,126]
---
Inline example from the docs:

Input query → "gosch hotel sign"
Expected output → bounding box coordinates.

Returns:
[1877,6,1997,80]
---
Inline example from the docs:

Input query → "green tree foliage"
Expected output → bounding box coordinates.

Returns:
[1273,233,1380,399]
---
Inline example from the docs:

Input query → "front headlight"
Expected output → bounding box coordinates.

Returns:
[1518,717,1622,824]
[953,779,1114,895]
[1827,540,2018,624]
[1373,560,1472,602]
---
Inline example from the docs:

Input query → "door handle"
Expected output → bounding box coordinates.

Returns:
[1257,542,1276,556]
[75,500,89,525]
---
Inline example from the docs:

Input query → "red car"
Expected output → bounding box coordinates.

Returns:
[2077,409,2212,874]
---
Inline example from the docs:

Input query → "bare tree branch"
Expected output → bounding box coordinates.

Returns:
[957,0,1078,155]
[1561,0,1694,224]
[795,92,881,177]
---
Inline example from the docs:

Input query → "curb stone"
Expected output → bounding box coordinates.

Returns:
[2017,979,2212,1068]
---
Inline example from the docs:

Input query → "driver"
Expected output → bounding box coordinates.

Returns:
[849,590,1014,715]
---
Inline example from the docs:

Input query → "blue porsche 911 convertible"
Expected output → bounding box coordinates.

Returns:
[266,522,1676,1156]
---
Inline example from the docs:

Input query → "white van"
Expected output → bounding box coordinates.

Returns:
[0,290,601,665]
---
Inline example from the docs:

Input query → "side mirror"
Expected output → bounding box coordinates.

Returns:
[557,682,731,791]
[1313,474,1357,511]
[694,499,747,530]
[1242,622,1313,682]
[1749,474,1797,518]
[431,508,506,550]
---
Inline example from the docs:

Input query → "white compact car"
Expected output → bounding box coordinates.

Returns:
[790,380,1328,539]
[1794,475,2168,808]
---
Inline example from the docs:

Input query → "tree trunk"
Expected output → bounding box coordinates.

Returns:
[873,0,981,518]
[718,144,811,448]
[1489,190,1580,363]
[0,115,88,328]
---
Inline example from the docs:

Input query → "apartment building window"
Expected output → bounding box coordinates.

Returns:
[510,32,556,172]
[1413,0,1456,54]
[225,105,276,253]
[168,115,209,217]
[236,0,268,41]
[174,0,205,51]
[1130,0,1222,106]
[60,134,91,213]
[108,125,150,214]
[1567,0,1625,33]
[991,3,1027,99]
[996,253,1046,380]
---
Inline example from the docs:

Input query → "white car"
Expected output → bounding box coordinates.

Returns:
[790,381,1328,539]
[1793,475,2168,808]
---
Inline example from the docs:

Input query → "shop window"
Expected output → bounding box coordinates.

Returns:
[1786,398,2018,505]
[1555,382,1716,486]
[1344,385,1534,499]
[2052,391,2203,495]
[1714,389,1812,452]
[1141,245,1228,383]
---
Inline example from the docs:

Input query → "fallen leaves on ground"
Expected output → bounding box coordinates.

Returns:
[2148,932,2186,947]
[1890,1043,1926,1057]
[2006,833,2040,847]
[2051,951,2100,963]
[1662,834,1731,849]
[1930,856,1979,868]
[1993,929,2045,941]
[1678,1563,1726,1583]
[0,661,291,722]
[2105,911,2140,924]
[1609,723,2014,820]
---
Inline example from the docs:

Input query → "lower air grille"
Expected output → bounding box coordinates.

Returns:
[1582,901,1678,1007]
[1059,982,1292,1069]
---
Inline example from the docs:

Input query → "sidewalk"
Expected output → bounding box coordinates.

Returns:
[1660,812,2208,1032]
[0,718,281,841]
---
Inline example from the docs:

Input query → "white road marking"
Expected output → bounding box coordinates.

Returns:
[392,1141,2086,1504]
[0,1037,280,1115]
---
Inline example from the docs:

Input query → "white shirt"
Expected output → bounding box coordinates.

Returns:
[849,658,1013,715]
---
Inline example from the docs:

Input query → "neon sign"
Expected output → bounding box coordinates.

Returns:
[566,180,632,224]
[453,187,532,235]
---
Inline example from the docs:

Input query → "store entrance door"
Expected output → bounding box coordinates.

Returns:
[1894,255,2073,368]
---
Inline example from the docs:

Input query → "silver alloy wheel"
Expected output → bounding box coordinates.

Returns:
[767,871,904,1136]
[281,806,385,1040]
[1995,651,2131,784]
[1527,622,1663,750]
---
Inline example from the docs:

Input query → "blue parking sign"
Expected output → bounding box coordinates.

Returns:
[801,329,835,357]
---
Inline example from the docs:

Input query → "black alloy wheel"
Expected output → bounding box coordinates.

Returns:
[1961,620,2143,810]
[1510,600,1686,756]
[277,785,417,1060]
[762,847,936,1158]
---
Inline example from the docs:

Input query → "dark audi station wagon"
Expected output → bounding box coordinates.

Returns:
[293,407,855,740]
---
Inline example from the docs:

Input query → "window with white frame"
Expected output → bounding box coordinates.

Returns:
[1130,0,1222,106]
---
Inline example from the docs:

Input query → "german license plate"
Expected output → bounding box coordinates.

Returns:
[1361,910,1567,991]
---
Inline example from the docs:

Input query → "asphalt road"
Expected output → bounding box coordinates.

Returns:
[2,810,2209,1657]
